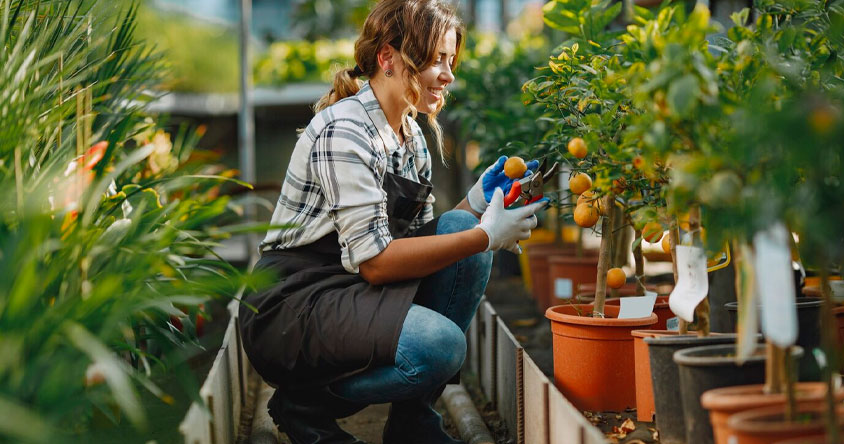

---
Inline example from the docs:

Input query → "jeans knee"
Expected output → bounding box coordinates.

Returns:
[403,309,466,387]
[437,210,479,235]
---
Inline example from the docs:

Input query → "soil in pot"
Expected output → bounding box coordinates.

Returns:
[727,402,844,444]
[545,303,657,412]
[644,334,740,444]
[700,383,834,444]
[631,330,686,422]
[673,344,803,444]
[724,298,822,381]
[578,295,674,330]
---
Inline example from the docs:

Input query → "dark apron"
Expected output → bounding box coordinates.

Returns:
[239,172,434,390]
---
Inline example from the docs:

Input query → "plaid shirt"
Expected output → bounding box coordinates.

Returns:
[261,81,435,273]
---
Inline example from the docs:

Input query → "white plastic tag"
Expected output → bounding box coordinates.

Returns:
[554,278,573,299]
[618,291,658,319]
[753,222,798,347]
[668,245,709,322]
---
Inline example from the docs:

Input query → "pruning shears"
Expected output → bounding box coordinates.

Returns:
[503,159,561,207]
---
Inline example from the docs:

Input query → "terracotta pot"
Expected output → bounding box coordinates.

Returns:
[526,243,575,303]
[772,436,827,444]
[577,295,674,330]
[545,304,658,412]
[578,281,674,297]
[727,402,844,444]
[517,230,557,292]
[631,330,685,422]
[701,383,833,444]
[542,253,599,312]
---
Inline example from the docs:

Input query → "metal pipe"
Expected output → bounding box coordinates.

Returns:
[239,0,258,266]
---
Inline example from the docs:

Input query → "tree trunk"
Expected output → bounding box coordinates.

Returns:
[819,270,840,443]
[593,195,615,317]
[633,221,645,296]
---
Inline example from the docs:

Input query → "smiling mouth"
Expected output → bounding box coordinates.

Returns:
[428,88,443,98]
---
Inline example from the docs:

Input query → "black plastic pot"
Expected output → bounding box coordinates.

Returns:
[644,334,738,444]
[724,297,822,381]
[673,344,803,444]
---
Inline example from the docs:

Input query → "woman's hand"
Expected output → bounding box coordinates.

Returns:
[475,188,548,254]
[466,155,540,214]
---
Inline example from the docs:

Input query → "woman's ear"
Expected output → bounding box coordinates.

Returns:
[376,44,394,73]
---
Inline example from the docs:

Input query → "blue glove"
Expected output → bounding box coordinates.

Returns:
[467,156,540,213]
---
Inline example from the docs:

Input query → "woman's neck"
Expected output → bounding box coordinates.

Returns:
[370,77,406,143]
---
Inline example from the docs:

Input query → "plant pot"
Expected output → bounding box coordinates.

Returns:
[543,252,599,312]
[577,295,674,330]
[700,383,833,444]
[673,344,803,444]
[631,330,686,422]
[577,282,664,297]
[518,230,557,292]
[724,298,823,381]
[644,334,740,444]
[545,304,658,412]
[727,402,844,444]
[526,243,576,303]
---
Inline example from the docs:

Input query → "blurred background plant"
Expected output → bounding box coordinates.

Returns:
[253,38,356,86]
[447,30,551,170]
[0,0,269,441]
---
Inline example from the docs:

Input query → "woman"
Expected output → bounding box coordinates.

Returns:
[239,1,547,443]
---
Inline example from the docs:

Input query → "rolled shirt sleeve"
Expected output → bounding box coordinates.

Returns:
[311,121,392,274]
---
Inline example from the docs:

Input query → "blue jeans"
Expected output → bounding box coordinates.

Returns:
[330,210,493,403]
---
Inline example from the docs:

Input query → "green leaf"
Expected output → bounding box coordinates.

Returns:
[666,74,700,117]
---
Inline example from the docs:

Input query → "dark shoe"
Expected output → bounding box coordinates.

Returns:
[267,386,368,444]
[382,385,464,444]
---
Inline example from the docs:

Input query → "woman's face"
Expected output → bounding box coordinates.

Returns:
[415,28,457,114]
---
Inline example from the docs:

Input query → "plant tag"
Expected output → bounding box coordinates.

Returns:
[666,316,680,331]
[618,291,658,319]
[668,245,709,322]
[554,278,573,299]
[754,222,798,347]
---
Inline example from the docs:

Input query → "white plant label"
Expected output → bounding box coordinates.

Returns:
[554,278,573,299]
[669,245,709,322]
[618,290,658,319]
[753,222,798,347]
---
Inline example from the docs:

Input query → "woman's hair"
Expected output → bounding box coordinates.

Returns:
[314,0,464,163]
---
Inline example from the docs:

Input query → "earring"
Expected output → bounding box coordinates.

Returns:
[385,69,393,77]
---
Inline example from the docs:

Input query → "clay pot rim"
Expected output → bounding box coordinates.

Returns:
[545,303,658,327]
[547,254,600,264]
[630,329,692,339]
[644,333,738,347]
[673,344,803,367]
[724,297,824,309]
[700,383,831,412]
[726,402,844,434]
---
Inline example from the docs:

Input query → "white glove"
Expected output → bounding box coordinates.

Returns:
[475,188,546,254]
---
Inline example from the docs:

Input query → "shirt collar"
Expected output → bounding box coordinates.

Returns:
[356,81,411,154]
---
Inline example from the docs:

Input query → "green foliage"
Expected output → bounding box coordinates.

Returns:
[525,0,669,227]
[254,38,356,86]
[135,3,240,93]
[0,0,268,440]
[292,0,375,40]
[447,32,552,171]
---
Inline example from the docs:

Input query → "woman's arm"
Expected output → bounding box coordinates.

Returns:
[358,227,488,285]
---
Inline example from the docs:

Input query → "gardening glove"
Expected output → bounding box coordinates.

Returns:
[467,155,540,214]
[475,188,548,254]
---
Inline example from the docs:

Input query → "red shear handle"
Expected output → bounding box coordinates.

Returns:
[526,194,543,204]
[503,181,521,207]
